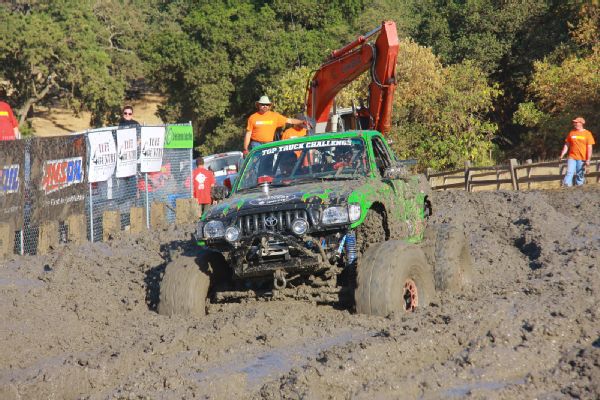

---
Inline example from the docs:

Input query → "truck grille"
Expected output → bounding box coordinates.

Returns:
[237,210,311,235]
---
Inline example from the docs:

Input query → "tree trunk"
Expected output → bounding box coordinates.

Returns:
[17,77,56,125]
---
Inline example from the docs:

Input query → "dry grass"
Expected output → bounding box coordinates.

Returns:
[30,93,165,137]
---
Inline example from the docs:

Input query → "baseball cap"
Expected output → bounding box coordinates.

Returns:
[572,117,586,124]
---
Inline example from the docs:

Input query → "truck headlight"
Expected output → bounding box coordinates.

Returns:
[322,206,349,225]
[348,204,361,222]
[225,226,240,242]
[291,218,309,235]
[204,220,225,238]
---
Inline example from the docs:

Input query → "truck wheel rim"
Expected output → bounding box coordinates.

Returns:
[403,279,418,311]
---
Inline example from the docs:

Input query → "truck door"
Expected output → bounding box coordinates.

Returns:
[370,135,417,236]
[370,135,397,198]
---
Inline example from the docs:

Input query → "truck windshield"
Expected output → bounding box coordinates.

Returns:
[236,138,368,191]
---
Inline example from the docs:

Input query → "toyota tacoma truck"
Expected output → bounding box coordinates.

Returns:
[158,131,472,317]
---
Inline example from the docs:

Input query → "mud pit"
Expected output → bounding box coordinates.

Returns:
[1,187,599,399]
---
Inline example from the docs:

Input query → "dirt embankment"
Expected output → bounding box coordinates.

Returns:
[0,186,598,399]
[29,93,164,137]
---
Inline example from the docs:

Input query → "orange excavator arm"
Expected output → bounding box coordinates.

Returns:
[306,21,399,135]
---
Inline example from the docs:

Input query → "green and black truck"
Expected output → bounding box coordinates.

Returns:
[158,131,472,317]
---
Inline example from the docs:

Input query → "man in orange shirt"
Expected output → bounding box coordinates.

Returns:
[559,116,595,187]
[281,114,308,141]
[243,96,308,154]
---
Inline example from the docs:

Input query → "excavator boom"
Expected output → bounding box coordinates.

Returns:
[306,21,399,135]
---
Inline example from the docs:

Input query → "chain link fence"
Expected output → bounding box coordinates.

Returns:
[6,124,193,255]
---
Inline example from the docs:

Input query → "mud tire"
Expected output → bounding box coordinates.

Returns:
[355,240,435,316]
[158,255,211,317]
[430,223,473,292]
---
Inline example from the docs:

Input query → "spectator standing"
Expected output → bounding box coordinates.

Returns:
[559,116,595,187]
[192,157,216,212]
[281,114,308,140]
[118,105,140,128]
[0,96,21,140]
[281,114,309,162]
[243,96,308,154]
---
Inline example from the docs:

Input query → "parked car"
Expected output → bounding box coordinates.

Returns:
[200,151,243,187]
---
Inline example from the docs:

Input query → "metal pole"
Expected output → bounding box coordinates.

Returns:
[20,230,24,255]
[188,121,194,198]
[88,183,94,242]
[145,172,150,229]
[190,148,194,198]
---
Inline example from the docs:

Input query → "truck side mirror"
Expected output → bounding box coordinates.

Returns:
[383,164,410,181]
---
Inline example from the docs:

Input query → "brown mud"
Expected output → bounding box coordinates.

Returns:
[1,186,599,399]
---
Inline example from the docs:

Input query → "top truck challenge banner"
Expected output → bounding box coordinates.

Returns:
[140,126,165,173]
[116,128,137,178]
[87,130,117,183]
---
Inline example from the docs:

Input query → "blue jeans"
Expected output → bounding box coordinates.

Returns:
[563,159,585,186]
[250,140,268,150]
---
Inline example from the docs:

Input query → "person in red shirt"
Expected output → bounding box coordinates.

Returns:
[192,157,216,210]
[243,95,308,154]
[559,116,595,187]
[0,98,21,141]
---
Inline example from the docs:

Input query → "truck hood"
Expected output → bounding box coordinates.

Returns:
[204,180,363,219]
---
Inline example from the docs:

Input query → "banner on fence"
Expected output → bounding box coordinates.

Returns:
[116,128,137,178]
[0,140,25,229]
[88,130,117,183]
[165,124,193,149]
[30,136,87,225]
[140,126,165,172]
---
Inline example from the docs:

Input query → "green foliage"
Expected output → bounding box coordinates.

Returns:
[195,117,245,156]
[351,0,420,38]
[390,40,501,170]
[408,0,580,154]
[146,0,361,150]
[3,0,594,171]
[513,102,547,128]
[514,4,600,160]
[0,1,148,126]
[264,65,369,117]
[264,66,312,117]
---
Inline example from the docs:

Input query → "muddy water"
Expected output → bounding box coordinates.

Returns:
[0,186,598,399]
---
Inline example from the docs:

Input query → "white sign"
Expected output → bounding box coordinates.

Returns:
[87,131,117,183]
[116,128,137,177]
[140,126,165,173]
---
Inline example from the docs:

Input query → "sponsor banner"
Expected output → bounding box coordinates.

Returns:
[30,136,87,225]
[0,140,25,229]
[88,130,117,182]
[116,128,137,178]
[164,124,193,149]
[140,126,165,172]
[41,157,84,194]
